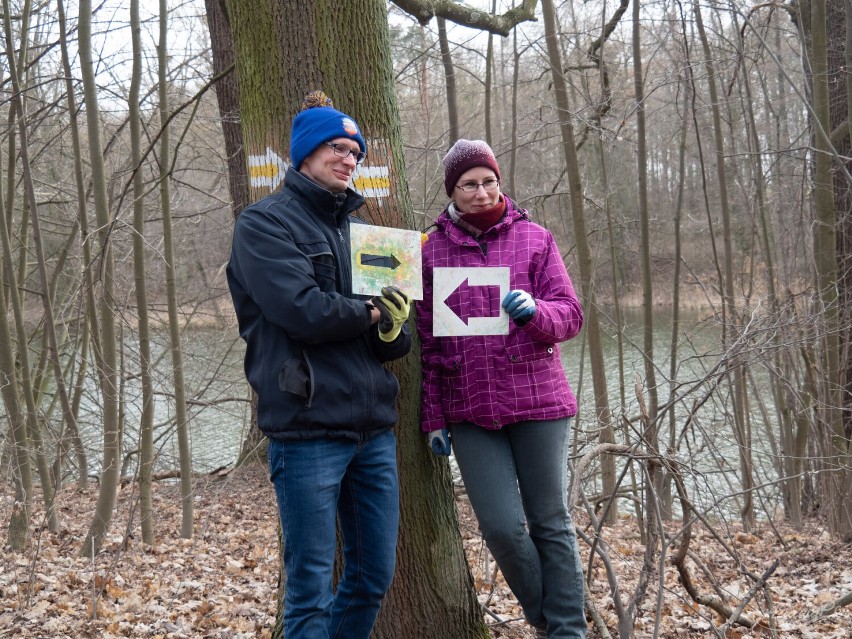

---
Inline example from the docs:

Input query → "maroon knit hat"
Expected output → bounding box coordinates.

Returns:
[443,139,501,196]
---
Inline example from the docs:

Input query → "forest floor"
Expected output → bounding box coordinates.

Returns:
[1,464,850,639]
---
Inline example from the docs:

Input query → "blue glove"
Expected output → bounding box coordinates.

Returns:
[428,428,452,456]
[502,290,536,322]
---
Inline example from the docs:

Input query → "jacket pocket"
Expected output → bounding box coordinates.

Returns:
[301,242,337,291]
[424,353,462,371]
[505,342,555,364]
[279,354,312,403]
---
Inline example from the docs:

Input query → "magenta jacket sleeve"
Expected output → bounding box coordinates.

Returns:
[521,232,584,343]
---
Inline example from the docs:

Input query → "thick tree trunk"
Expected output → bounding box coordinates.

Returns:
[797,0,851,540]
[203,0,263,470]
[223,0,490,635]
[812,0,851,540]
[204,0,249,219]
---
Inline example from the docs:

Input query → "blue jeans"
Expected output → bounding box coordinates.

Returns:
[450,419,586,638]
[267,430,399,639]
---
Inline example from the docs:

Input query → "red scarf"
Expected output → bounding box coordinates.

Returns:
[460,197,506,232]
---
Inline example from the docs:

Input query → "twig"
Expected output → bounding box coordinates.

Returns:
[818,590,852,617]
[584,581,613,638]
[719,559,778,633]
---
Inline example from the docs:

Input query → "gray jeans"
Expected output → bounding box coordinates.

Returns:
[451,418,587,638]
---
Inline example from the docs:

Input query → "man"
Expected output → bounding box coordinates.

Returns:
[227,91,412,639]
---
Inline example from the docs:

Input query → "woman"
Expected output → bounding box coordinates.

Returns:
[416,139,587,638]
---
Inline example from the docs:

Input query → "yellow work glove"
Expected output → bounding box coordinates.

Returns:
[372,286,411,342]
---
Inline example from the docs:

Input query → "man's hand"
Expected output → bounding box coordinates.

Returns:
[428,428,452,456]
[372,286,411,342]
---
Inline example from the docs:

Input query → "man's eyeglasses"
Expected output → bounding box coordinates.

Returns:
[325,142,366,164]
[456,178,500,193]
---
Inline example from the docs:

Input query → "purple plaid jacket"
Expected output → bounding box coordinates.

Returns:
[416,196,583,432]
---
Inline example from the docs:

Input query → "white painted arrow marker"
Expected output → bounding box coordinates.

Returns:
[248,148,288,189]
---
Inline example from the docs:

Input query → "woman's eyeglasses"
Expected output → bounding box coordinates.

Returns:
[456,178,500,193]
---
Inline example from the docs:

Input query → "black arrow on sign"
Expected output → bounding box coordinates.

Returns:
[360,253,401,270]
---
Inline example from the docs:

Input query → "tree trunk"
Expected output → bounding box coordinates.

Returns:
[130,0,157,545]
[158,0,195,540]
[541,0,617,525]
[1,0,58,534]
[632,0,658,428]
[203,0,264,469]
[223,0,490,635]
[204,0,250,219]
[56,0,89,489]
[437,17,459,144]
[694,0,755,531]
[0,201,33,551]
[484,1,494,145]
[806,0,849,540]
[79,0,123,557]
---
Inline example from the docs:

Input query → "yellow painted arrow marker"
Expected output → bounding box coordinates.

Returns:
[248,148,288,189]
[353,166,390,198]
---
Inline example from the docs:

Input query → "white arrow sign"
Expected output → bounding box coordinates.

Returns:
[433,267,509,337]
[248,148,288,189]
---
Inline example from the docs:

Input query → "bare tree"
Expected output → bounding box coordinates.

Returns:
[157,0,194,540]
[128,0,157,545]
[78,0,123,557]
[541,0,618,525]
[694,0,755,531]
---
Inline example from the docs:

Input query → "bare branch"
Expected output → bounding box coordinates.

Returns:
[391,0,537,37]
[819,590,852,617]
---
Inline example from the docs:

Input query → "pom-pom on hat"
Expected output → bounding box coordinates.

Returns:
[290,91,366,171]
[443,139,501,196]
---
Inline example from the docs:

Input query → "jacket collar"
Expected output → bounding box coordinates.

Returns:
[283,166,366,225]
[436,194,527,244]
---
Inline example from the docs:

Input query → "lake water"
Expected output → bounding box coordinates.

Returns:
[14,307,779,518]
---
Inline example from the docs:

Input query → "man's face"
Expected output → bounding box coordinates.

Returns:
[300,137,360,193]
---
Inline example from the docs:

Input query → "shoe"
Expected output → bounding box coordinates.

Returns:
[532,622,547,638]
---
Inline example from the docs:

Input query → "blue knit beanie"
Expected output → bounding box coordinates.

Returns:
[290,91,366,170]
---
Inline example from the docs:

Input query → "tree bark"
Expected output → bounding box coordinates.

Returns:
[223,0,495,635]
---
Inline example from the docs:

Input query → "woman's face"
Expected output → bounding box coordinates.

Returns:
[452,166,501,214]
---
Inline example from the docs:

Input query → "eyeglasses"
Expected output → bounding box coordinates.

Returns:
[456,178,500,193]
[325,142,366,164]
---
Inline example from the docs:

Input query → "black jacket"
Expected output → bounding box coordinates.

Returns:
[227,168,411,440]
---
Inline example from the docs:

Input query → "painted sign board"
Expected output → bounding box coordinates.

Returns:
[433,267,509,336]
[350,224,423,300]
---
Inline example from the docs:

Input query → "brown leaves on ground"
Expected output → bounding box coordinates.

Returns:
[2,465,851,638]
